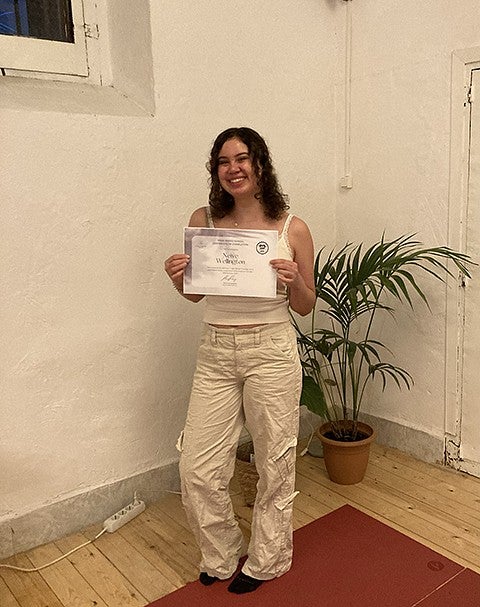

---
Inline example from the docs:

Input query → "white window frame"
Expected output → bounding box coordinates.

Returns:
[0,0,88,76]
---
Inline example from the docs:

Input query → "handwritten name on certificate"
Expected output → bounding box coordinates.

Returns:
[183,227,278,298]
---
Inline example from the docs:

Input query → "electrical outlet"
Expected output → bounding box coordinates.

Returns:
[103,499,146,533]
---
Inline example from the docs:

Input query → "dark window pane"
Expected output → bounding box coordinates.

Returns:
[0,0,74,43]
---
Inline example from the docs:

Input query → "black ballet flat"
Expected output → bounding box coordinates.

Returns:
[227,571,264,594]
[199,572,219,586]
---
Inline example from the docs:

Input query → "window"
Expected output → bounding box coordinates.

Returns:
[0,0,155,116]
[0,0,87,75]
[0,0,74,42]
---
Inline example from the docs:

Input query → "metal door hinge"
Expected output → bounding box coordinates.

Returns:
[466,85,474,105]
[84,23,99,39]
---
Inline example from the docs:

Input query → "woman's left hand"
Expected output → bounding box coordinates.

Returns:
[270,258,303,288]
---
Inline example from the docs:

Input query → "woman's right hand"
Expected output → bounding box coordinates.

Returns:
[164,253,190,292]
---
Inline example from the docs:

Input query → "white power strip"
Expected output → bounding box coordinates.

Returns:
[103,499,146,533]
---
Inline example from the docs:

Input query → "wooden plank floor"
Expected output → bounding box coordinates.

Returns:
[1,443,479,607]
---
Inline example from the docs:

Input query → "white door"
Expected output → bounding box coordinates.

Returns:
[459,67,480,476]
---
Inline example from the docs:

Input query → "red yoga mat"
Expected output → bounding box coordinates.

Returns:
[147,505,480,607]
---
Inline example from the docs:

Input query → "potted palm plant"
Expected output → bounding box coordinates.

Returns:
[292,234,473,484]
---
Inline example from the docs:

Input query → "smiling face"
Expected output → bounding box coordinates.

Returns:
[216,137,259,201]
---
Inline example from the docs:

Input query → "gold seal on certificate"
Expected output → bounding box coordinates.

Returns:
[183,227,278,297]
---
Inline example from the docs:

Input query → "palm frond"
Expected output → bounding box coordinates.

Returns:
[293,234,476,429]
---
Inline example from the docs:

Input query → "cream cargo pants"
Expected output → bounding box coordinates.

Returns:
[177,322,301,581]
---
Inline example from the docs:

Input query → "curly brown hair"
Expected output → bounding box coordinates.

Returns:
[207,127,289,220]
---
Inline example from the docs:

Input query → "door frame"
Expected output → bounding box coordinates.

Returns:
[445,47,480,476]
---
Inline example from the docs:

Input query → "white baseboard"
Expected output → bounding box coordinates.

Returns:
[0,460,180,561]
[360,412,444,464]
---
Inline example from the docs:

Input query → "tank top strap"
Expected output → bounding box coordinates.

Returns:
[280,213,294,257]
[281,213,294,236]
[205,206,214,227]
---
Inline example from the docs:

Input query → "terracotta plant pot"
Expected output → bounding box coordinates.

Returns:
[316,421,376,485]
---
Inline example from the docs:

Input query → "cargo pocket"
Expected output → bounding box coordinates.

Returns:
[272,437,297,481]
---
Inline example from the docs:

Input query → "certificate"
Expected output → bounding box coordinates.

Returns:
[183,227,278,297]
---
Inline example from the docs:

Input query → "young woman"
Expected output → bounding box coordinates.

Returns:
[164,127,315,594]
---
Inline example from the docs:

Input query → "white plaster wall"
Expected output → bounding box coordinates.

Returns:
[1,0,337,523]
[335,1,480,443]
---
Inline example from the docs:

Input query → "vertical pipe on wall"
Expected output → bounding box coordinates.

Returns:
[340,0,353,189]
